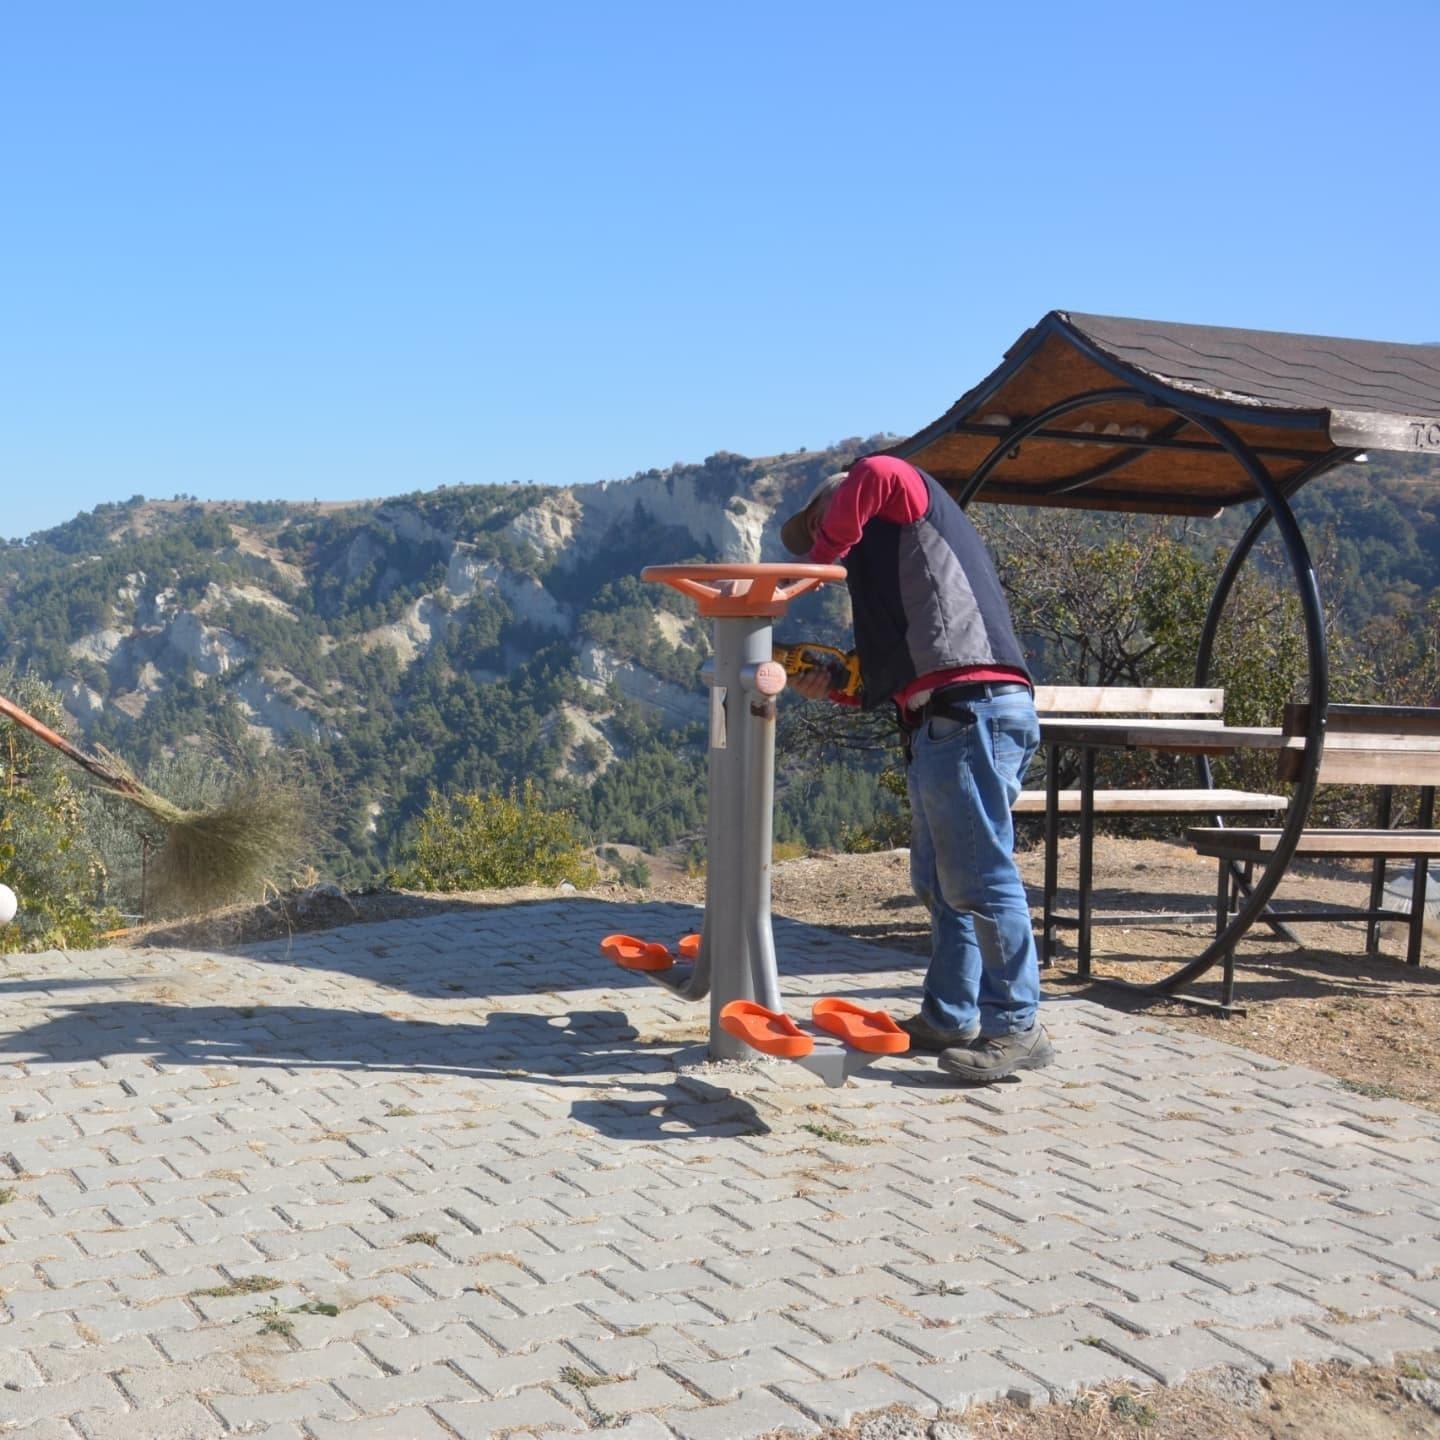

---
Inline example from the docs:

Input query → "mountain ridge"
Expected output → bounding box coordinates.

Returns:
[0,441,883,879]
[2,440,1436,885]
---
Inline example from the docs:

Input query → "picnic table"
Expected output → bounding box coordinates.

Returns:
[1037,704,1440,1010]
[1187,704,1440,993]
[877,310,1440,1003]
[1035,715,1288,982]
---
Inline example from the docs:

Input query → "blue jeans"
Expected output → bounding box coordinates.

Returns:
[906,691,1041,1038]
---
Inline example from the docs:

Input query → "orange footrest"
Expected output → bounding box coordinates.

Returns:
[812,998,909,1054]
[600,933,675,972]
[678,933,700,960]
[719,1001,814,1058]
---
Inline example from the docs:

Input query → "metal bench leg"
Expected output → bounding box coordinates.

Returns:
[1220,939,1237,1009]
[1077,747,1096,979]
[1212,859,1240,1006]
[1229,856,1300,944]
[1041,745,1060,968]
[1366,788,1393,956]
[1408,787,1435,967]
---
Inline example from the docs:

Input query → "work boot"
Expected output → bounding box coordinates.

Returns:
[896,1012,980,1053]
[938,1023,1054,1082]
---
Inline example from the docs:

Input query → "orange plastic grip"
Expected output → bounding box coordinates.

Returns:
[718,1001,814,1058]
[641,563,846,619]
[600,934,674,972]
[811,998,909,1054]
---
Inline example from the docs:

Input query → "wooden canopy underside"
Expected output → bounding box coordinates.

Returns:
[889,312,1440,515]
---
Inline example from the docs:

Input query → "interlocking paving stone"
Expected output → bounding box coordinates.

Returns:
[208,1383,357,1430]
[1000,1343,1152,1402]
[539,1420,676,1440]
[0,1375,130,1428]
[5,900,1440,1437]
[1094,1293,1225,1336]
[1194,1283,1329,1328]
[1106,1325,1267,1385]
[307,1411,456,1440]
[889,1354,1047,1410]
[76,1399,227,1440]
[114,1353,260,1407]
[432,1391,587,1437]
[1309,1311,1440,1364]
[671,1350,818,1400]
[667,1390,820,1439]
[990,1308,1141,1354]
[774,1366,937,1425]
[878,1320,1021,1364]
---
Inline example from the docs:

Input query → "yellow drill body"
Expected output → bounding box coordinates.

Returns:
[772,642,862,699]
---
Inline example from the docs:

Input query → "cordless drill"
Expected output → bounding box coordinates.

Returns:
[772,642,862,699]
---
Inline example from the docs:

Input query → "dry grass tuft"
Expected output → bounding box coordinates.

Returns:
[144,776,310,918]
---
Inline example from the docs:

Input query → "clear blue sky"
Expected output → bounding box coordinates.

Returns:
[3,1,1437,542]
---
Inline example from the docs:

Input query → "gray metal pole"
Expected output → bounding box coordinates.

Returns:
[705,616,779,1057]
[738,622,784,1023]
[637,562,845,1057]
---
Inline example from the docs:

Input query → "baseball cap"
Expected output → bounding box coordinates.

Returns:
[779,471,847,556]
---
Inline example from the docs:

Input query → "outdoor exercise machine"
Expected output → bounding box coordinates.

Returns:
[599,562,910,1085]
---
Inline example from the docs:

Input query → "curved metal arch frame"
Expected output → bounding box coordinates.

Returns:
[952,380,1332,999]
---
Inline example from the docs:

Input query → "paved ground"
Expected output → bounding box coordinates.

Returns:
[4,898,1440,1439]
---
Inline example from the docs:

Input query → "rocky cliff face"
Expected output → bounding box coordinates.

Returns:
[23,443,872,779]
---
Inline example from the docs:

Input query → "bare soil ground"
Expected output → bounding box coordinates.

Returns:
[119,839,1440,1439]
[812,1356,1440,1439]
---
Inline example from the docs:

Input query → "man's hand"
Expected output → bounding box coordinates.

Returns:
[790,668,834,701]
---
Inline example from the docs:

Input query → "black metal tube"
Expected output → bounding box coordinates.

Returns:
[958,388,1145,507]
[949,420,1322,463]
[1042,745,1060,967]
[1195,505,1274,702]
[1046,416,1191,497]
[1366,788,1394,955]
[1137,412,1329,996]
[957,361,1334,1000]
[1077,747,1096,977]
[1410,788,1435,966]
[1190,503,1301,947]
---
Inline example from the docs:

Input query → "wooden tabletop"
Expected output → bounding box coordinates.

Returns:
[1039,718,1287,754]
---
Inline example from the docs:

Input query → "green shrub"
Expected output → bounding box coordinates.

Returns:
[0,669,122,951]
[841,765,910,853]
[390,782,598,891]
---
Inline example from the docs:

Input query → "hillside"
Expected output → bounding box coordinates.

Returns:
[0,442,890,884]
[1,444,1437,894]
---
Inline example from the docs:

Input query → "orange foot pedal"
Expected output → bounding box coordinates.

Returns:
[812,999,909,1054]
[678,933,700,960]
[600,934,675,972]
[719,1001,813,1058]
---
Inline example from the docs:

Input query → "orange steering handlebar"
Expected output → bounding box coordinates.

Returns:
[640,562,846,618]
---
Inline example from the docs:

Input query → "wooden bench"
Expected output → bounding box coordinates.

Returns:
[1024,686,1290,969]
[1189,703,1440,967]
[1020,686,1288,814]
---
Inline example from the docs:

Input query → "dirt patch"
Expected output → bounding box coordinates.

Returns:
[795,1356,1440,1439]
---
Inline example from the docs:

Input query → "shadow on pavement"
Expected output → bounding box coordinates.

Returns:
[114,900,924,1007]
[0,999,772,1141]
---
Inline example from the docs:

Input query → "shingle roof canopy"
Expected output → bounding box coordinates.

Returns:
[889,311,1440,516]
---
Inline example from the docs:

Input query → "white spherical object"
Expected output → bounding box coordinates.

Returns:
[0,883,16,927]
